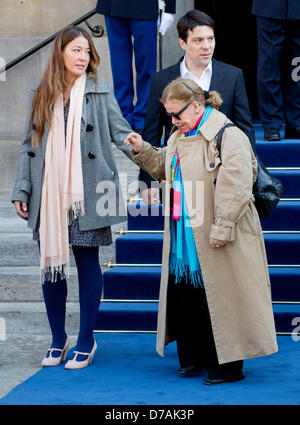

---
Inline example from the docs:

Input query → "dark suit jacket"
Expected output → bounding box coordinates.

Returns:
[252,0,300,20]
[140,57,256,187]
[96,0,176,20]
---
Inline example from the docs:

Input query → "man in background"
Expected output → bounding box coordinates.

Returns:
[252,0,300,141]
[140,9,255,201]
[96,0,176,133]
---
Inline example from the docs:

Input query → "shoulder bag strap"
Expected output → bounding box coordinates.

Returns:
[216,123,235,160]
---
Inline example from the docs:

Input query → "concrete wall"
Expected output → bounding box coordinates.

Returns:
[0,0,193,193]
[0,0,97,38]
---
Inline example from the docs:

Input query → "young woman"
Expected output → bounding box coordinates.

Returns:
[125,78,278,385]
[12,26,133,369]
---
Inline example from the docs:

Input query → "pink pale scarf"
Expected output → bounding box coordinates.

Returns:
[39,73,86,282]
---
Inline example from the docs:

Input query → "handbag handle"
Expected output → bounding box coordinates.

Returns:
[216,123,235,159]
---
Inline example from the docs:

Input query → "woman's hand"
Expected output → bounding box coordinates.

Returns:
[209,238,227,249]
[142,188,160,205]
[124,132,143,153]
[14,201,29,220]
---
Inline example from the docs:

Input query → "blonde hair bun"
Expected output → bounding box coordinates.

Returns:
[161,78,223,110]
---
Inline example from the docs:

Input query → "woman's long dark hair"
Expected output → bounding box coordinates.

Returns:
[30,26,100,148]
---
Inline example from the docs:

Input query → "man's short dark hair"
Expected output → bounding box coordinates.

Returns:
[177,9,215,42]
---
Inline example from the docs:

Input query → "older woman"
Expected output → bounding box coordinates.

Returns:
[125,78,278,385]
[12,26,132,370]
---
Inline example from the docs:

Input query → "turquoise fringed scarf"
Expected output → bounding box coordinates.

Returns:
[169,105,212,288]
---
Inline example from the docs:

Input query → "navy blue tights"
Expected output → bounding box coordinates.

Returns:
[42,245,103,355]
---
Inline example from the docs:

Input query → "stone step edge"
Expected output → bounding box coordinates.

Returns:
[0,301,79,312]
[0,266,110,276]
[0,266,77,274]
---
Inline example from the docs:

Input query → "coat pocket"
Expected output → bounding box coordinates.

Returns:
[237,207,261,238]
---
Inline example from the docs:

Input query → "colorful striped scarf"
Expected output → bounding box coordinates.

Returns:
[169,105,212,288]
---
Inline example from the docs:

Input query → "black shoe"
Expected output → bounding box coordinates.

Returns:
[264,128,281,141]
[203,375,245,385]
[177,366,203,376]
[203,368,245,385]
[284,127,300,139]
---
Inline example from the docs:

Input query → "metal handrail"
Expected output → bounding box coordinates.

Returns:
[1,8,103,73]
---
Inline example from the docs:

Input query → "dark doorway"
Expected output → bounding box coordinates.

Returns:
[194,0,259,119]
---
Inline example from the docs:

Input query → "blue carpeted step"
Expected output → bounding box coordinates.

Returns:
[103,266,299,302]
[264,234,300,265]
[256,141,300,167]
[115,233,300,265]
[269,267,300,302]
[254,124,284,140]
[127,202,163,231]
[127,200,300,232]
[268,169,300,199]
[261,201,300,230]
[116,233,163,264]
[95,301,158,331]
[94,300,299,333]
[104,266,161,300]
[272,304,300,334]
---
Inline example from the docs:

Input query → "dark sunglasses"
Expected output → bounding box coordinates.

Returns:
[166,100,193,120]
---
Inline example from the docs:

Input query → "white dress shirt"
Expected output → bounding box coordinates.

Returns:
[180,56,213,91]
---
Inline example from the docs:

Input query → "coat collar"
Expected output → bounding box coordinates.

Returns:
[171,57,184,76]
[32,74,110,150]
[84,75,111,95]
[170,108,229,141]
[209,59,225,92]
[198,108,228,141]
[81,75,111,136]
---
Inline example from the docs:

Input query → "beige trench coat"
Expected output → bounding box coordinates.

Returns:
[133,108,278,364]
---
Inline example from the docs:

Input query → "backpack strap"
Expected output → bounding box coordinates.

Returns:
[216,123,235,158]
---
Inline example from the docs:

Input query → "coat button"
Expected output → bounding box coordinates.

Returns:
[88,152,96,159]
[209,162,215,168]
[86,124,94,132]
[27,151,35,158]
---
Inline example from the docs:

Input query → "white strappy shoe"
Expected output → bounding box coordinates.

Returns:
[65,339,97,370]
[41,337,70,367]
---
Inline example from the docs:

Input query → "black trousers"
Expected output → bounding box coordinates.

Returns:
[256,16,300,130]
[167,275,243,377]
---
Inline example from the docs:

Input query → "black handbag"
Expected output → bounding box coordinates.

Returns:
[216,123,283,218]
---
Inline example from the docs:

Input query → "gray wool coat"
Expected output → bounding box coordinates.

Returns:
[11,76,133,231]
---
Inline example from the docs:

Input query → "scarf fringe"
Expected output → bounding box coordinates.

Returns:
[41,262,69,284]
[169,255,204,288]
[67,201,85,225]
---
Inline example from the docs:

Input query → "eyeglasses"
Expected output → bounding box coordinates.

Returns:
[166,100,193,120]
